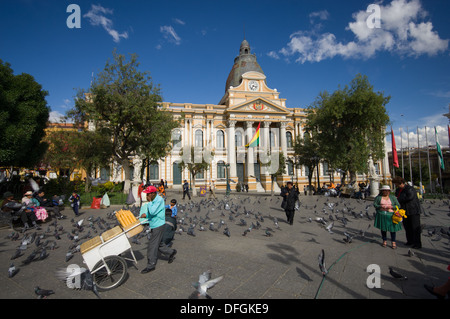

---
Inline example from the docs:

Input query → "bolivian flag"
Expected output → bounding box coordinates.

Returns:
[246,122,261,148]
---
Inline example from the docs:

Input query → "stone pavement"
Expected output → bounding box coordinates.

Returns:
[0,190,449,301]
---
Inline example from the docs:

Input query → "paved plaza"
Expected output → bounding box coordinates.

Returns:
[0,190,449,301]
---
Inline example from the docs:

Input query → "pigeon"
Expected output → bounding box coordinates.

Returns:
[325,222,334,233]
[187,226,196,237]
[22,250,38,265]
[65,250,74,262]
[38,248,49,260]
[343,232,353,244]
[318,249,328,276]
[264,229,273,237]
[389,267,407,280]
[223,227,230,238]
[35,286,55,299]
[191,270,223,299]
[10,249,23,260]
[407,249,415,257]
[8,263,19,278]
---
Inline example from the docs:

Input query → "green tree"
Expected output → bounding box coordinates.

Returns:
[306,74,390,184]
[41,129,79,177]
[0,60,49,168]
[261,150,286,196]
[179,146,214,196]
[74,129,113,192]
[68,50,179,192]
[293,131,320,194]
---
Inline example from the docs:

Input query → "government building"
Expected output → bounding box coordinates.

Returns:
[112,40,392,193]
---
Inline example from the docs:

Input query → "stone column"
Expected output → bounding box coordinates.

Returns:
[246,121,255,178]
[260,121,272,192]
[280,121,288,159]
[228,120,237,179]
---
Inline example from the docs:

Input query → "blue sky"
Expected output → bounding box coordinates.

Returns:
[1,0,449,149]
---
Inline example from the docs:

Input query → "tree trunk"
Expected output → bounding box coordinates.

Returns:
[121,159,132,194]
[271,175,274,197]
[349,171,357,184]
[191,171,197,196]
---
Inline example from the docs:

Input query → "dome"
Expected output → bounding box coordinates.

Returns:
[224,40,265,94]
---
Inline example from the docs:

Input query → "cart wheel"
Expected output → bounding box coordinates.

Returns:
[92,256,128,291]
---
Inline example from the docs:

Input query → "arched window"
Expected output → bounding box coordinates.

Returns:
[172,129,182,148]
[217,161,226,179]
[217,130,225,148]
[195,130,203,148]
[235,130,243,147]
[286,131,293,148]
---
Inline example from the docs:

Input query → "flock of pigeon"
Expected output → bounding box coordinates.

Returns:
[3,193,450,299]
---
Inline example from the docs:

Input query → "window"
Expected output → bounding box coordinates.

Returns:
[286,132,293,148]
[305,166,310,177]
[217,130,225,148]
[195,170,204,179]
[195,130,203,148]
[217,161,226,179]
[172,129,182,148]
[235,130,243,147]
[322,161,329,176]
[287,160,294,176]
[270,131,275,147]
[149,162,159,180]
[100,166,110,181]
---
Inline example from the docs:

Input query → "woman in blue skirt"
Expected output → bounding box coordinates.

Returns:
[373,185,402,249]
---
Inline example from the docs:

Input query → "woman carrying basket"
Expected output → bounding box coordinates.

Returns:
[373,185,402,249]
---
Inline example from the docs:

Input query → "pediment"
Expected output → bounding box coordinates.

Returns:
[226,97,291,114]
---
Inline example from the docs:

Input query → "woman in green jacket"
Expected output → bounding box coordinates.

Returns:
[373,185,402,249]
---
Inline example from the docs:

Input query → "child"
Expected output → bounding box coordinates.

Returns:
[161,208,177,247]
[165,199,178,217]
[69,192,81,216]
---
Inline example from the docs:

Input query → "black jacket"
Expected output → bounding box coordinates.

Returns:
[395,184,421,216]
[161,215,177,245]
[281,187,299,211]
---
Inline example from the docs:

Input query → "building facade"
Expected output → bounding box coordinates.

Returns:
[121,39,391,193]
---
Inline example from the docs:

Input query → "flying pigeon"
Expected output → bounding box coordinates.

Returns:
[191,270,223,299]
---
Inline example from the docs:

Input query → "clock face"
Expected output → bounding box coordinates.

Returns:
[248,80,259,92]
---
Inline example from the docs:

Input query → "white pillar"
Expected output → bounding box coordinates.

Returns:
[280,122,288,159]
[246,121,255,178]
[228,120,237,178]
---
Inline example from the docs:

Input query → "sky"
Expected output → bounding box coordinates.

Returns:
[1,0,449,151]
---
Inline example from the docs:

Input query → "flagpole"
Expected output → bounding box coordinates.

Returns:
[417,126,423,196]
[425,126,433,193]
[435,126,444,194]
[391,127,396,178]
[400,127,404,179]
[407,127,413,184]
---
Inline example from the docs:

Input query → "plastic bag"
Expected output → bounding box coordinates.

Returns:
[90,197,102,209]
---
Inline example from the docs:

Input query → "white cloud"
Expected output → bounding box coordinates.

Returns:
[84,4,128,43]
[160,25,181,45]
[173,18,186,25]
[309,10,330,23]
[49,111,67,123]
[270,0,448,63]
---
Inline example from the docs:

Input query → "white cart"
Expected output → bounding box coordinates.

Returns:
[80,221,143,291]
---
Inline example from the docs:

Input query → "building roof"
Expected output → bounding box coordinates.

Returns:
[224,40,265,95]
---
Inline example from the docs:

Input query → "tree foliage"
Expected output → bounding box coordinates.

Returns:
[0,60,50,167]
[293,132,320,191]
[67,50,179,191]
[306,74,390,183]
